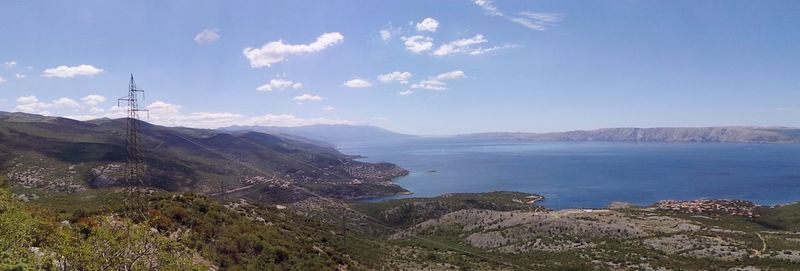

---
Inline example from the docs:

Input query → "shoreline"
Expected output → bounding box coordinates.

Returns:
[361,187,800,213]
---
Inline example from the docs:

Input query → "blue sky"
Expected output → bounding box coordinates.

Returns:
[1,0,798,135]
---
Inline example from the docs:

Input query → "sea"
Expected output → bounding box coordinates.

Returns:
[338,138,800,210]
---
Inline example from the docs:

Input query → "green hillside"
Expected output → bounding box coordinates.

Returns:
[0,112,408,202]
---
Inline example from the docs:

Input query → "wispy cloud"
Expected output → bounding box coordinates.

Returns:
[378,71,413,84]
[243,32,344,68]
[431,34,512,56]
[380,24,402,42]
[194,29,220,44]
[472,0,563,31]
[256,78,303,92]
[3,60,17,69]
[411,70,467,91]
[509,12,563,31]
[293,94,323,102]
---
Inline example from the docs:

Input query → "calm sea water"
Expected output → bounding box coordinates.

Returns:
[338,138,800,209]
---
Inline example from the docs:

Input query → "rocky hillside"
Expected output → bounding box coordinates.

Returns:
[461,126,800,143]
[352,193,800,270]
[0,111,408,202]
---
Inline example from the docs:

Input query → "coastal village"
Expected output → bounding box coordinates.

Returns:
[655,199,760,217]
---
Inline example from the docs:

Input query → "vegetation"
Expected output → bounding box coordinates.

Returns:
[0,112,408,200]
[0,176,358,270]
[0,176,207,270]
[756,203,800,231]
[354,191,545,227]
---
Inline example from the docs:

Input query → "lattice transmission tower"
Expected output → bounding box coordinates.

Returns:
[118,74,149,187]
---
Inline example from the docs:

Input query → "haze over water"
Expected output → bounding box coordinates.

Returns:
[341,139,800,209]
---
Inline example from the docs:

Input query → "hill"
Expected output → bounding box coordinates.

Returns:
[220,124,416,145]
[460,126,800,143]
[0,111,408,201]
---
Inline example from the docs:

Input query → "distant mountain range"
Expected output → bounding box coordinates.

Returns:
[219,124,416,145]
[459,127,800,143]
[0,111,408,201]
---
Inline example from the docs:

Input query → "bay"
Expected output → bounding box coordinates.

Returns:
[339,138,800,209]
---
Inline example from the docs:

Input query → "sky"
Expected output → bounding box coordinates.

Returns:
[0,0,799,135]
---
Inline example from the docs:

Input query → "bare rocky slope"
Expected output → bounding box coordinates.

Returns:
[461,127,800,143]
[352,192,800,270]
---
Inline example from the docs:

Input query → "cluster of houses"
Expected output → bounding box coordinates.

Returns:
[656,199,760,217]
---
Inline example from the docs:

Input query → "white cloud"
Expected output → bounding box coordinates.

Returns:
[398,90,414,96]
[432,34,488,56]
[472,0,563,31]
[42,97,353,128]
[377,71,412,84]
[415,17,439,32]
[14,73,26,79]
[15,96,80,113]
[147,101,182,114]
[42,65,104,78]
[380,30,392,41]
[343,79,372,88]
[243,32,344,68]
[80,94,106,106]
[194,29,220,44]
[435,70,466,80]
[144,111,244,128]
[256,79,303,92]
[51,98,80,108]
[513,12,563,30]
[410,79,447,91]
[16,95,38,105]
[401,36,434,53]
[245,114,353,127]
[379,25,401,42]
[473,0,503,16]
[467,44,515,55]
[0,76,5,84]
[507,13,563,31]
[410,70,467,91]
[432,34,514,56]
[3,60,17,69]
[323,106,335,111]
[293,94,323,101]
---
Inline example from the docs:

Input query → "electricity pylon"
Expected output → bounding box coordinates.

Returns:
[118,74,148,188]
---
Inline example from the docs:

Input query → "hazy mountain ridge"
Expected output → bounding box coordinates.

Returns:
[0,111,408,200]
[460,127,800,143]
[220,124,417,145]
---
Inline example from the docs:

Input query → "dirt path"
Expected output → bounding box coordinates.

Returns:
[208,184,255,196]
[756,232,766,254]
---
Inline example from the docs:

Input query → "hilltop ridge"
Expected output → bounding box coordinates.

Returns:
[220,124,417,145]
[460,126,800,143]
[0,111,408,201]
